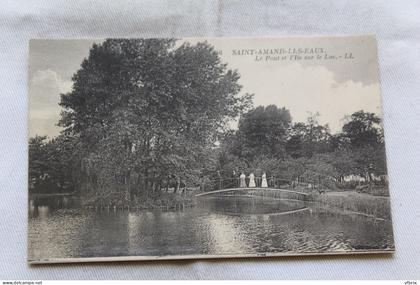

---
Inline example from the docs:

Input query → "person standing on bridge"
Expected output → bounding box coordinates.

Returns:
[249,173,256,187]
[261,172,268,188]
[255,168,262,187]
[239,172,247,188]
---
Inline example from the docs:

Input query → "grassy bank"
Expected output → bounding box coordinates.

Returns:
[314,191,392,220]
[83,190,196,210]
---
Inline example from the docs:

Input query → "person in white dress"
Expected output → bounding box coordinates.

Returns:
[261,172,268,188]
[239,172,247,188]
[248,173,256,187]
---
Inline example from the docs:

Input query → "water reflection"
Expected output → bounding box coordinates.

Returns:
[200,196,308,215]
[28,196,394,261]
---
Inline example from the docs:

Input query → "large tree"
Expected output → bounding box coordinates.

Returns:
[58,39,252,200]
[28,134,79,194]
[342,110,383,148]
[231,105,291,161]
[341,111,386,180]
[28,136,49,192]
[286,113,332,158]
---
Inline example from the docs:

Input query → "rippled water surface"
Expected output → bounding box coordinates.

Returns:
[28,196,394,261]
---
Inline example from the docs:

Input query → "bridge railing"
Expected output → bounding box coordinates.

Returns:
[200,176,323,193]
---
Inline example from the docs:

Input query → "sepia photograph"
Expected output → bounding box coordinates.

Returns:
[28,36,394,263]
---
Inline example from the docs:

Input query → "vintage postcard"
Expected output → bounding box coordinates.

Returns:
[28,36,394,263]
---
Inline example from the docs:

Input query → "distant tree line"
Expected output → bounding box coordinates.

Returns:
[28,39,387,202]
[215,107,387,190]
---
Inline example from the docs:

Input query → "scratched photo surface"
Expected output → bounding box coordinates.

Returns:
[28,36,394,263]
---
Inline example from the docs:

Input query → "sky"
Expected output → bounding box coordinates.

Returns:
[28,36,382,138]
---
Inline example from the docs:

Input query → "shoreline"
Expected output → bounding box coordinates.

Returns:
[72,190,392,221]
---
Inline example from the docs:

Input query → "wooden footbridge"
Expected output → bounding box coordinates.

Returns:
[195,174,333,200]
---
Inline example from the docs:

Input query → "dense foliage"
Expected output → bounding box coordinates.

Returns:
[28,39,387,203]
[29,39,252,200]
[215,109,387,187]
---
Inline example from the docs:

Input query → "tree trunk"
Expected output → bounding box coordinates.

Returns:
[174,176,180,194]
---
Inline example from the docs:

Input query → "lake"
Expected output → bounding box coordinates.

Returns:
[28,196,394,262]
